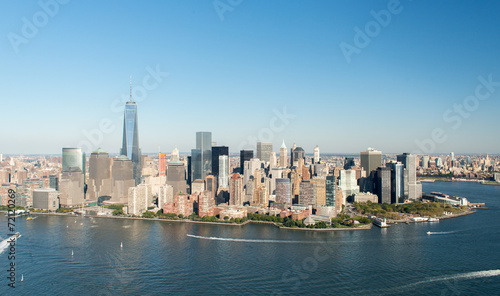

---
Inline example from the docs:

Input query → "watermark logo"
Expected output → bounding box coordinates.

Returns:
[413,74,499,155]
[238,107,296,151]
[7,0,70,53]
[213,0,243,21]
[339,0,405,63]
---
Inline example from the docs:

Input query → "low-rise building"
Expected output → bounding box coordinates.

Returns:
[33,188,59,211]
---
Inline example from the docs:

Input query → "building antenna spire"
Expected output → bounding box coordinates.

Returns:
[129,76,133,102]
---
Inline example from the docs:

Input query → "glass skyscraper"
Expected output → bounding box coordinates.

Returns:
[191,132,212,181]
[62,147,85,184]
[120,86,141,185]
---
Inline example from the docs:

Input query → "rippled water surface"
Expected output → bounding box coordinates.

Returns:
[1,181,499,295]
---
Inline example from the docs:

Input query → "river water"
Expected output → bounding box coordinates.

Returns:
[1,181,499,295]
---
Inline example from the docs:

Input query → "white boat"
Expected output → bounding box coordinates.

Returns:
[428,218,439,222]
[21,274,23,282]
[411,217,429,222]
[71,250,74,256]
[120,242,123,248]
[427,231,431,235]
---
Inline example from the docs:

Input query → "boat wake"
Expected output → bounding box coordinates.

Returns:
[186,234,317,244]
[357,269,500,295]
[404,269,500,290]
[0,233,21,254]
[426,231,457,235]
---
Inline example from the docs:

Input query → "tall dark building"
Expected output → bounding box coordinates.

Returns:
[212,146,229,178]
[240,150,253,174]
[344,157,355,170]
[187,156,192,187]
[375,167,391,204]
[120,80,141,185]
[326,175,336,207]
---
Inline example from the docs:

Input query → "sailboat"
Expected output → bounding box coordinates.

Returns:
[120,242,123,248]
[71,250,74,256]
[21,274,23,282]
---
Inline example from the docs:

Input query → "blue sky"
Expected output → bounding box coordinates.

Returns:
[1,0,499,155]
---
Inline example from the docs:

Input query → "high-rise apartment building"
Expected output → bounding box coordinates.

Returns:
[229,173,244,206]
[158,153,167,176]
[279,140,287,168]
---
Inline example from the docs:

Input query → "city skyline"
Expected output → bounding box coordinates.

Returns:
[2,1,500,155]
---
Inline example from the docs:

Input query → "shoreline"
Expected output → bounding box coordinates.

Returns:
[25,212,373,232]
[10,208,477,231]
[386,210,476,224]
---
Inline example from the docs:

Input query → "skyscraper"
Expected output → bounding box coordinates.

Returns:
[59,168,85,207]
[290,143,297,167]
[87,148,111,202]
[229,173,244,206]
[299,180,315,206]
[325,175,336,207]
[62,147,86,199]
[191,132,212,181]
[158,152,167,176]
[421,155,429,169]
[240,150,253,174]
[218,155,229,188]
[167,160,187,196]
[313,145,320,164]
[292,147,305,166]
[111,155,135,204]
[397,153,421,201]
[120,80,141,185]
[360,148,382,176]
[279,140,287,168]
[376,167,391,204]
[211,145,229,178]
[257,142,273,163]
[387,161,404,204]
[62,147,85,172]
[275,178,291,204]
